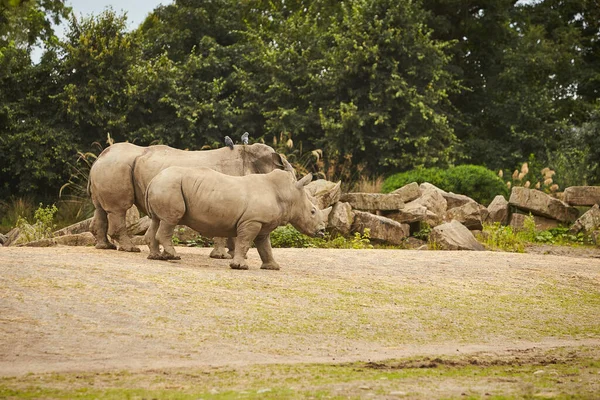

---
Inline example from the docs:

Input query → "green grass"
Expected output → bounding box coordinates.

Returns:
[2,347,599,399]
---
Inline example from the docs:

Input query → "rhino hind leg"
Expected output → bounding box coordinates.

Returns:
[229,221,261,270]
[107,211,141,252]
[209,237,232,259]
[145,217,162,259]
[255,234,280,270]
[90,207,117,250]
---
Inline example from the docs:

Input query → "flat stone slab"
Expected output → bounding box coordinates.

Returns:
[340,193,405,211]
[54,232,96,246]
[563,186,600,206]
[569,204,600,234]
[509,187,579,223]
[53,218,93,237]
[351,211,409,245]
[430,220,485,251]
[509,213,560,231]
[444,201,483,230]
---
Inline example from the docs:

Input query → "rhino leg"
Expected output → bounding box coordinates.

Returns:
[255,234,280,270]
[145,217,162,259]
[156,221,180,260]
[90,207,117,250]
[107,211,140,252]
[230,221,261,270]
[209,237,232,259]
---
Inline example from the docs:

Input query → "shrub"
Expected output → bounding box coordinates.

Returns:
[15,203,58,242]
[270,224,374,249]
[382,165,508,205]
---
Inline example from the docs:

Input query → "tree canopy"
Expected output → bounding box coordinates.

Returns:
[0,0,598,201]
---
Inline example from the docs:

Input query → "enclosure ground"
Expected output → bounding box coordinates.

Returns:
[1,246,599,398]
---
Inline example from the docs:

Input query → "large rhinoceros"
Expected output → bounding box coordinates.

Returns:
[88,142,294,254]
[144,167,332,270]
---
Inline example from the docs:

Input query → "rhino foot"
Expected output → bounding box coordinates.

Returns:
[147,253,164,260]
[230,261,249,270]
[95,242,117,250]
[210,248,232,259]
[260,262,281,271]
[162,254,181,261]
[118,246,141,253]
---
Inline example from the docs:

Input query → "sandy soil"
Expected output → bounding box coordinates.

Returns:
[1,245,599,378]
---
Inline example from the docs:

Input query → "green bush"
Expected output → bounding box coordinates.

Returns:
[270,225,374,249]
[382,165,508,205]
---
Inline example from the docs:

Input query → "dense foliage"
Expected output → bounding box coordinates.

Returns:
[382,165,508,205]
[1,0,598,202]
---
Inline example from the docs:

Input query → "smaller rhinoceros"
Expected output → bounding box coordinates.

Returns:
[144,167,332,270]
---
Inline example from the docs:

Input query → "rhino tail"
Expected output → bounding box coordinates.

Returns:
[144,183,154,220]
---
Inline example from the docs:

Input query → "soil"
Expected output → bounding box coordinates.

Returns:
[1,245,599,380]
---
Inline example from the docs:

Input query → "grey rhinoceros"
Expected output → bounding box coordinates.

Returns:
[144,167,332,270]
[88,142,294,255]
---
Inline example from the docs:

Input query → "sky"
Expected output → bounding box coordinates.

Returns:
[66,0,171,30]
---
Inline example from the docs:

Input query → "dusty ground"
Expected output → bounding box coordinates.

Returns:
[1,245,599,397]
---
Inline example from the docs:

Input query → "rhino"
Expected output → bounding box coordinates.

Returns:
[144,167,332,270]
[88,142,294,255]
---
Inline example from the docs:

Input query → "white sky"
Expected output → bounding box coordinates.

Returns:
[66,0,171,29]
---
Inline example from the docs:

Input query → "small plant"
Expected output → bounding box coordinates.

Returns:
[15,203,58,242]
[270,225,374,249]
[348,229,374,249]
[413,223,432,241]
[478,222,526,253]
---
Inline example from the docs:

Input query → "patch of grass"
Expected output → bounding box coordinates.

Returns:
[270,224,374,249]
[2,347,599,399]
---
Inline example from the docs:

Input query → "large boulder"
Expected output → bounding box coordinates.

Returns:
[125,205,141,227]
[340,193,405,211]
[485,195,509,225]
[54,232,96,246]
[305,180,342,209]
[0,233,7,246]
[569,204,600,234]
[509,187,579,223]
[509,213,560,231]
[430,220,485,251]
[327,202,355,236]
[53,218,93,237]
[126,216,151,236]
[411,189,447,219]
[351,211,409,245]
[390,182,421,203]
[563,186,600,206]
[385,203,438,225]
[3,228,20,246]
[444,201,483,230]
[419,183,474,210]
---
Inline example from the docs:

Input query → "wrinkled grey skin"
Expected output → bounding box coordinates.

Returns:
[144,168,332,270]
[88,142,294,254]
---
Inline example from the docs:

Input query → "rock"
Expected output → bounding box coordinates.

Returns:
[340,193,405,211]
[509,187,579,223]
[351,211,409,245]
[569,204,600,234]
[327,202,355,236]
[444,201,483,230]
[509,213,560,231]
[305,180,342,209]
[419,182,474,209]
[131,235,146,246]
[54,232,96,246]
[404,237,427,249]
[563,186,600,206]
[592,231,600,245]
[173,225,199,243]
[384,203,440,227]
[126,216,151,235]
[53,217,93,237]
[0,233,7,246]
[390,182,421,203]
[3,227,20,246]
[412,189,447,219]
[430,220,485,251]
[126,205,140,227]
[20,238,56,247]
[486,195,509,225]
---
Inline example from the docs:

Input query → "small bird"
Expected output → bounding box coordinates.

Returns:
[224,136,234,149]
[241,132,249,145]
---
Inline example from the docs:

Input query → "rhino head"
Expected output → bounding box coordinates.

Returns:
[290,173,333,237]
[241,143,295,177]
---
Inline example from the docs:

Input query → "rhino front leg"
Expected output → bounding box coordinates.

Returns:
[145,217,162,259]
[209,237,232,259]
[90,207,117,250]
[107,211,140,252]
[230,222,261,270]
[255,234,280,270]
[156,221,180,260]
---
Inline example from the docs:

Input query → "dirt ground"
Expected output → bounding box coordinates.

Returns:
[1,245,599,397]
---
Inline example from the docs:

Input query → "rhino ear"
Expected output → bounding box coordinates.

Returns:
[322,206,333,221]
[296,173,313,189]
[272,153,285,169]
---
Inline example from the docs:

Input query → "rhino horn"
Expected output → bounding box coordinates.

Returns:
[296,173,313,189]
